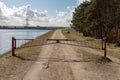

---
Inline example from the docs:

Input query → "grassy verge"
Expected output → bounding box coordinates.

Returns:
[62,29,104,62]
[0,30,54,79]
[62,28,120,60]
[62,28,102,49]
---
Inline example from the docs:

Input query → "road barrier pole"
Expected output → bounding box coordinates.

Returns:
[102,39,104,50]
[12,37,15,56]
[103,37,107,57]
[14,38,16,49]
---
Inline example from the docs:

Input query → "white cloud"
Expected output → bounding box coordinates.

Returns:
[55,6,75,26]
[0,1,76,26]
[0,1,49,26]
[57,12,68,17]
[75,0,86,5]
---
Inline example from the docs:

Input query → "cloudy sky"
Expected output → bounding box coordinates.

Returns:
[0,0,85,26]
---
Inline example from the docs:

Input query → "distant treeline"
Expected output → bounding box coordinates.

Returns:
[0,26,66,30]
[71,0,120,43]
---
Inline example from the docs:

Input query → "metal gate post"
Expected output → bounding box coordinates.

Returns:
[14,38,16,49]
[103,37,107,57]
[12,37,15,56]
[102,39,104,50]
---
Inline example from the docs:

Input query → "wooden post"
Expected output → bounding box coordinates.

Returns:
[12,37,15,56]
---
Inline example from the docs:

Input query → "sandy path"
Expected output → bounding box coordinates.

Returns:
[23,30,120,80]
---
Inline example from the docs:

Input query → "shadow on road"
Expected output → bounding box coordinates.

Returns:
[14,55,93,63]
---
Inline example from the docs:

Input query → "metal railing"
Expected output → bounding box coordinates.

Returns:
[11,37,107,57]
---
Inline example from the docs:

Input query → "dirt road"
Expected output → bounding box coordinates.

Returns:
[22,30,120,80]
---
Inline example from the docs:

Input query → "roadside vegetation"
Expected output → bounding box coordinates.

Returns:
[69,0,120,61]
[63,28,102,49]
[0,30,54,79]
[62,28,120,60]
[71,0,120,44]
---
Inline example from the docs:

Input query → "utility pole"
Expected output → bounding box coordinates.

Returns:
[25,12,29,27]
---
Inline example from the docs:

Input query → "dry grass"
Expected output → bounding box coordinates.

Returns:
[62,29,102,49]
[76,49,101,60]
[62,28,120,59]
[0,30,54,79]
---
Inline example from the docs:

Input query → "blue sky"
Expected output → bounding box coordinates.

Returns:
[2,0,77,16]
[0,0,84,26]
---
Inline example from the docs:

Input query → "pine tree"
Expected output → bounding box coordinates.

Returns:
[71,0,120,43]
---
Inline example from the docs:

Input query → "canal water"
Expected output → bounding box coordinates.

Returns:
[0,30,50,54]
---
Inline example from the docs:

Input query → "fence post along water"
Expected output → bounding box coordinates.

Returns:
[12,37,34,56]
[12,37,16,56]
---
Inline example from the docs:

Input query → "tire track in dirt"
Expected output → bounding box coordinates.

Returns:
[23,30,75,80]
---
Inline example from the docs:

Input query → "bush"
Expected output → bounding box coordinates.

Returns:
[115,40,120,47]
